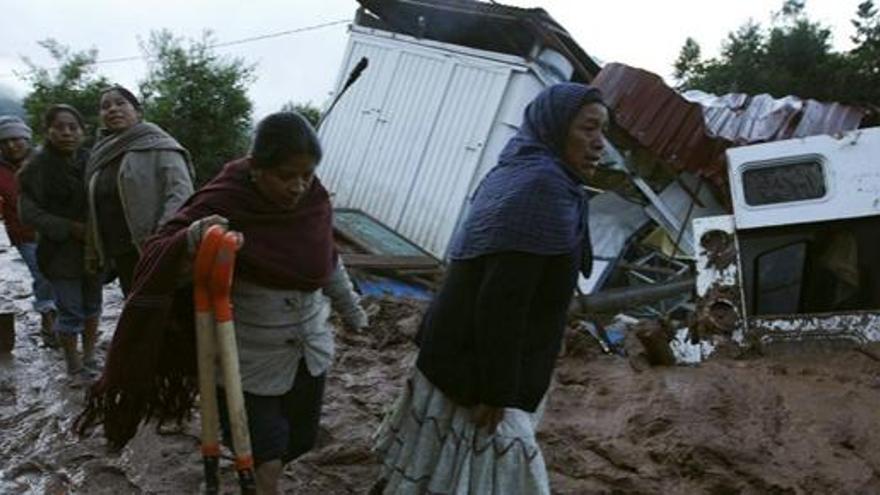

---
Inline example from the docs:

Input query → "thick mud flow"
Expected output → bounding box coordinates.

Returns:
[2,228,880,494]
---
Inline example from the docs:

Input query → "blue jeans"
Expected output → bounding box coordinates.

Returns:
[51,277,102,335]
[15,242,56,314]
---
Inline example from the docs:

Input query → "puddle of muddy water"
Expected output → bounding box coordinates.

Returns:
[0,225,146,494]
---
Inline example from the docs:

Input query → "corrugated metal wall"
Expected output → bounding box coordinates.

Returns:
[396,63,510,255]
[346,51,452,227]
[319,31,517,258]
[319,40,398,208]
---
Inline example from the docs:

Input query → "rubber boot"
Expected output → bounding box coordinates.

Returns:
[61,334,83,375]
[82,317,99,371]
[62,334,92,388]
[39,310,57,348]
[255,460,282,495]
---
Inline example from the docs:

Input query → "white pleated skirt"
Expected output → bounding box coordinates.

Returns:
[373,368,550,495]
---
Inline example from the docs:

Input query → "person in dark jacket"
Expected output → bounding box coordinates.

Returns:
[0,115,56,344]
[19,105,101,379]
[373,83,609,494]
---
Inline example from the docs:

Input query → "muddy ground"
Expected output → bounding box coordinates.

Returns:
[2,227,880,494]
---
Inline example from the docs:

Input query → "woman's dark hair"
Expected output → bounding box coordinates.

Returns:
[43,104,85,131]
[100,85,143,113]
[250,112,322,169]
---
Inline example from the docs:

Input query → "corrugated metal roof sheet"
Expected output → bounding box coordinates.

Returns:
[593,63,867,185]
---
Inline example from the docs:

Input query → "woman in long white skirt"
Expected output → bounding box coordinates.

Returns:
[372,83,610,494]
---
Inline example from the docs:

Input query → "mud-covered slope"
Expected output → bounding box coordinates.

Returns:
[2,228,879,494]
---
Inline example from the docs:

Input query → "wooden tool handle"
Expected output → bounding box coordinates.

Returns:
[212,231,256,493]
[193,225,225,494]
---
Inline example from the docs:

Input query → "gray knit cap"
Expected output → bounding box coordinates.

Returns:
[0,116,33,141]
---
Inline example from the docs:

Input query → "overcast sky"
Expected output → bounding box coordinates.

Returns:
[0,0,865,119]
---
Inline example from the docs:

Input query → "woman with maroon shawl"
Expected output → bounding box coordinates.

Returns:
[77,112,368,493]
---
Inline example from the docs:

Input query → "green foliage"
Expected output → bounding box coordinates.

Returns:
[850,1,880,104]
[673,37,702,83]
[673,0,880,114]
[709,21,767,93]
[19,39,109,143]
[280,101,321,128]
[778,0,806,18]
[140,30,255,184]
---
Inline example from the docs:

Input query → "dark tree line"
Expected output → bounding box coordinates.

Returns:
[16,31,322,184]
[674,0,880,119]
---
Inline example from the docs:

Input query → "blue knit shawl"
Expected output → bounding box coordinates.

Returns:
[448,83,602,276]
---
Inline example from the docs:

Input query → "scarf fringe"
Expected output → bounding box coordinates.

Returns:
[75,368,198,449]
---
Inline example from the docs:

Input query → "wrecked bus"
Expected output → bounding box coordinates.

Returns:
[694,126,880,350]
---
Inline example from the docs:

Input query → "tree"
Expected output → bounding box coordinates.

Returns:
[280,101,321,127]
[140,30,255,184]
[674,22,767,93]
[673,37,702,85]
[778,0,806,19]
[712,21,767,93]
[853,0,880,49]
[763,1,841,100]
[19,39,109,143]
[850,1,880,105]
[673,0,879,112]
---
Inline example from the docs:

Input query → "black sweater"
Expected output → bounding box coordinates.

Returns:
[18,145,90,279]
[416,250,579,412]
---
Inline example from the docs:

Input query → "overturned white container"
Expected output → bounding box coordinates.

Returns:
[318,23,576,259]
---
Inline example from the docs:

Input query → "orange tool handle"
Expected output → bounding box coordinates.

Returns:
[210,231,256,492]
[194,225,226,312]
[210,232,240,323]
[193,225,226,494]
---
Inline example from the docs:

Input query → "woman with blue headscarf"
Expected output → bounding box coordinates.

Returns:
[373,83,608,494]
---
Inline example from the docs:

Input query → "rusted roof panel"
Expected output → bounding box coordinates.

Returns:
[593,63,866,184]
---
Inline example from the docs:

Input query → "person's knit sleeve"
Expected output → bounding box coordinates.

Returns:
[323,259,369,330]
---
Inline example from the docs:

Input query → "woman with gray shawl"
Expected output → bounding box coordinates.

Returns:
[373,83,609,494]
[85,86,194,295]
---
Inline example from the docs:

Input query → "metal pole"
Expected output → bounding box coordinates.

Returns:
[570,277,696,315]
[316,56,369,130]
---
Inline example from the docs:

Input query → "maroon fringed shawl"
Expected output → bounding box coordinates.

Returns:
[75,158,336,448]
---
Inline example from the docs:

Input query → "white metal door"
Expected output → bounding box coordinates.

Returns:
[345,50,453,229]
[318,40,399,207]
[396,63,510,257]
